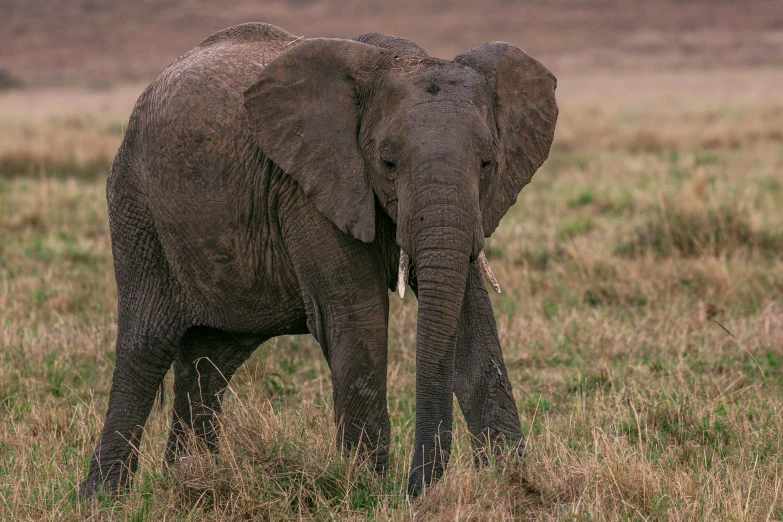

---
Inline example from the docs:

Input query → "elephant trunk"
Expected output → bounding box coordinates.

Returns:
[402,195,478,494]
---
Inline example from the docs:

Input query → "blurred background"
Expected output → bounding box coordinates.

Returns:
[1,0,782,175]
[2,0,783,87]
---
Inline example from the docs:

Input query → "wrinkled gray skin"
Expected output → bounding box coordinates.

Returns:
[80,23,557,498]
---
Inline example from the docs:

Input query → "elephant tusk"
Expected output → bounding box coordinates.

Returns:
[478,251,501,294]
[398,249,409,299]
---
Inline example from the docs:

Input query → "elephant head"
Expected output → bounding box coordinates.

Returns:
[243,36,557,492]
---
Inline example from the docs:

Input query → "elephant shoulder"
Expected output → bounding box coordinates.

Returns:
[159,23,300,90]
[140,23,302,125]
[116,23,302,186]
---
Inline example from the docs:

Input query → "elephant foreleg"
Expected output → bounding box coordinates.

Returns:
[282,201,392,473]
[299,273,391,472]
[454,261,525,464]
[310,295,391,472]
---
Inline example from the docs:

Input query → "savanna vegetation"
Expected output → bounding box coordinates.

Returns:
[2,79,782,520]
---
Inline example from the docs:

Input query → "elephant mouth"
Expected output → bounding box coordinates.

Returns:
[396,248,500,299]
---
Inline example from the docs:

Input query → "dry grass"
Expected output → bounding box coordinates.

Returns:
[2,78,783,520]
[0,115,125,181]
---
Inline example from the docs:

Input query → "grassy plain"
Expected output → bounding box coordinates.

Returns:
[2,70,783,520]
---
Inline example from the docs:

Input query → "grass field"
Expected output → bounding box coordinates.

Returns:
[2,72,783,520]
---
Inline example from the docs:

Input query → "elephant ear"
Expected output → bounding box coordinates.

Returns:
[455,42,558,237]
[244,39,393,243]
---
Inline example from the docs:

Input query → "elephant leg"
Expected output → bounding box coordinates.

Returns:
[79,292,184,497]
[454,261,525,464]
[282,210,391,472]
[165,328,264,461]
[80,195,186,498]
[322,301,391,473]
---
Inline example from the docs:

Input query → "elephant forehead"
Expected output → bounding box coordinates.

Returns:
[406,99,479,123]
[404,88,492,130]
[409,64,488,98]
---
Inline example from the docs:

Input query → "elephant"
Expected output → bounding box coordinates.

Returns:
[79,22,558,498]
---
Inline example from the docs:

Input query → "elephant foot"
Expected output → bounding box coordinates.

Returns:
[406,437,449,497]
[339,431,390,476]
[472,428,525,467]
[78,472,129,500]
[79,449,137,500]
[164,425,221,464]
[364,443,390,475]
[406,469,425,497]
[406,462,444,497]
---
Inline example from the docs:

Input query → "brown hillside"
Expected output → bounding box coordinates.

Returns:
[1,0,782,88]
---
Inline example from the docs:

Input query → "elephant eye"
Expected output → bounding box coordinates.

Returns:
[480,159,493,175]
[381,152,397,173]
[383,159,397,171]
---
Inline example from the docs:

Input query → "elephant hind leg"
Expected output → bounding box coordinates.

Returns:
[80,195,186,498]
[165,327,264,462]
[80,328,182,498]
